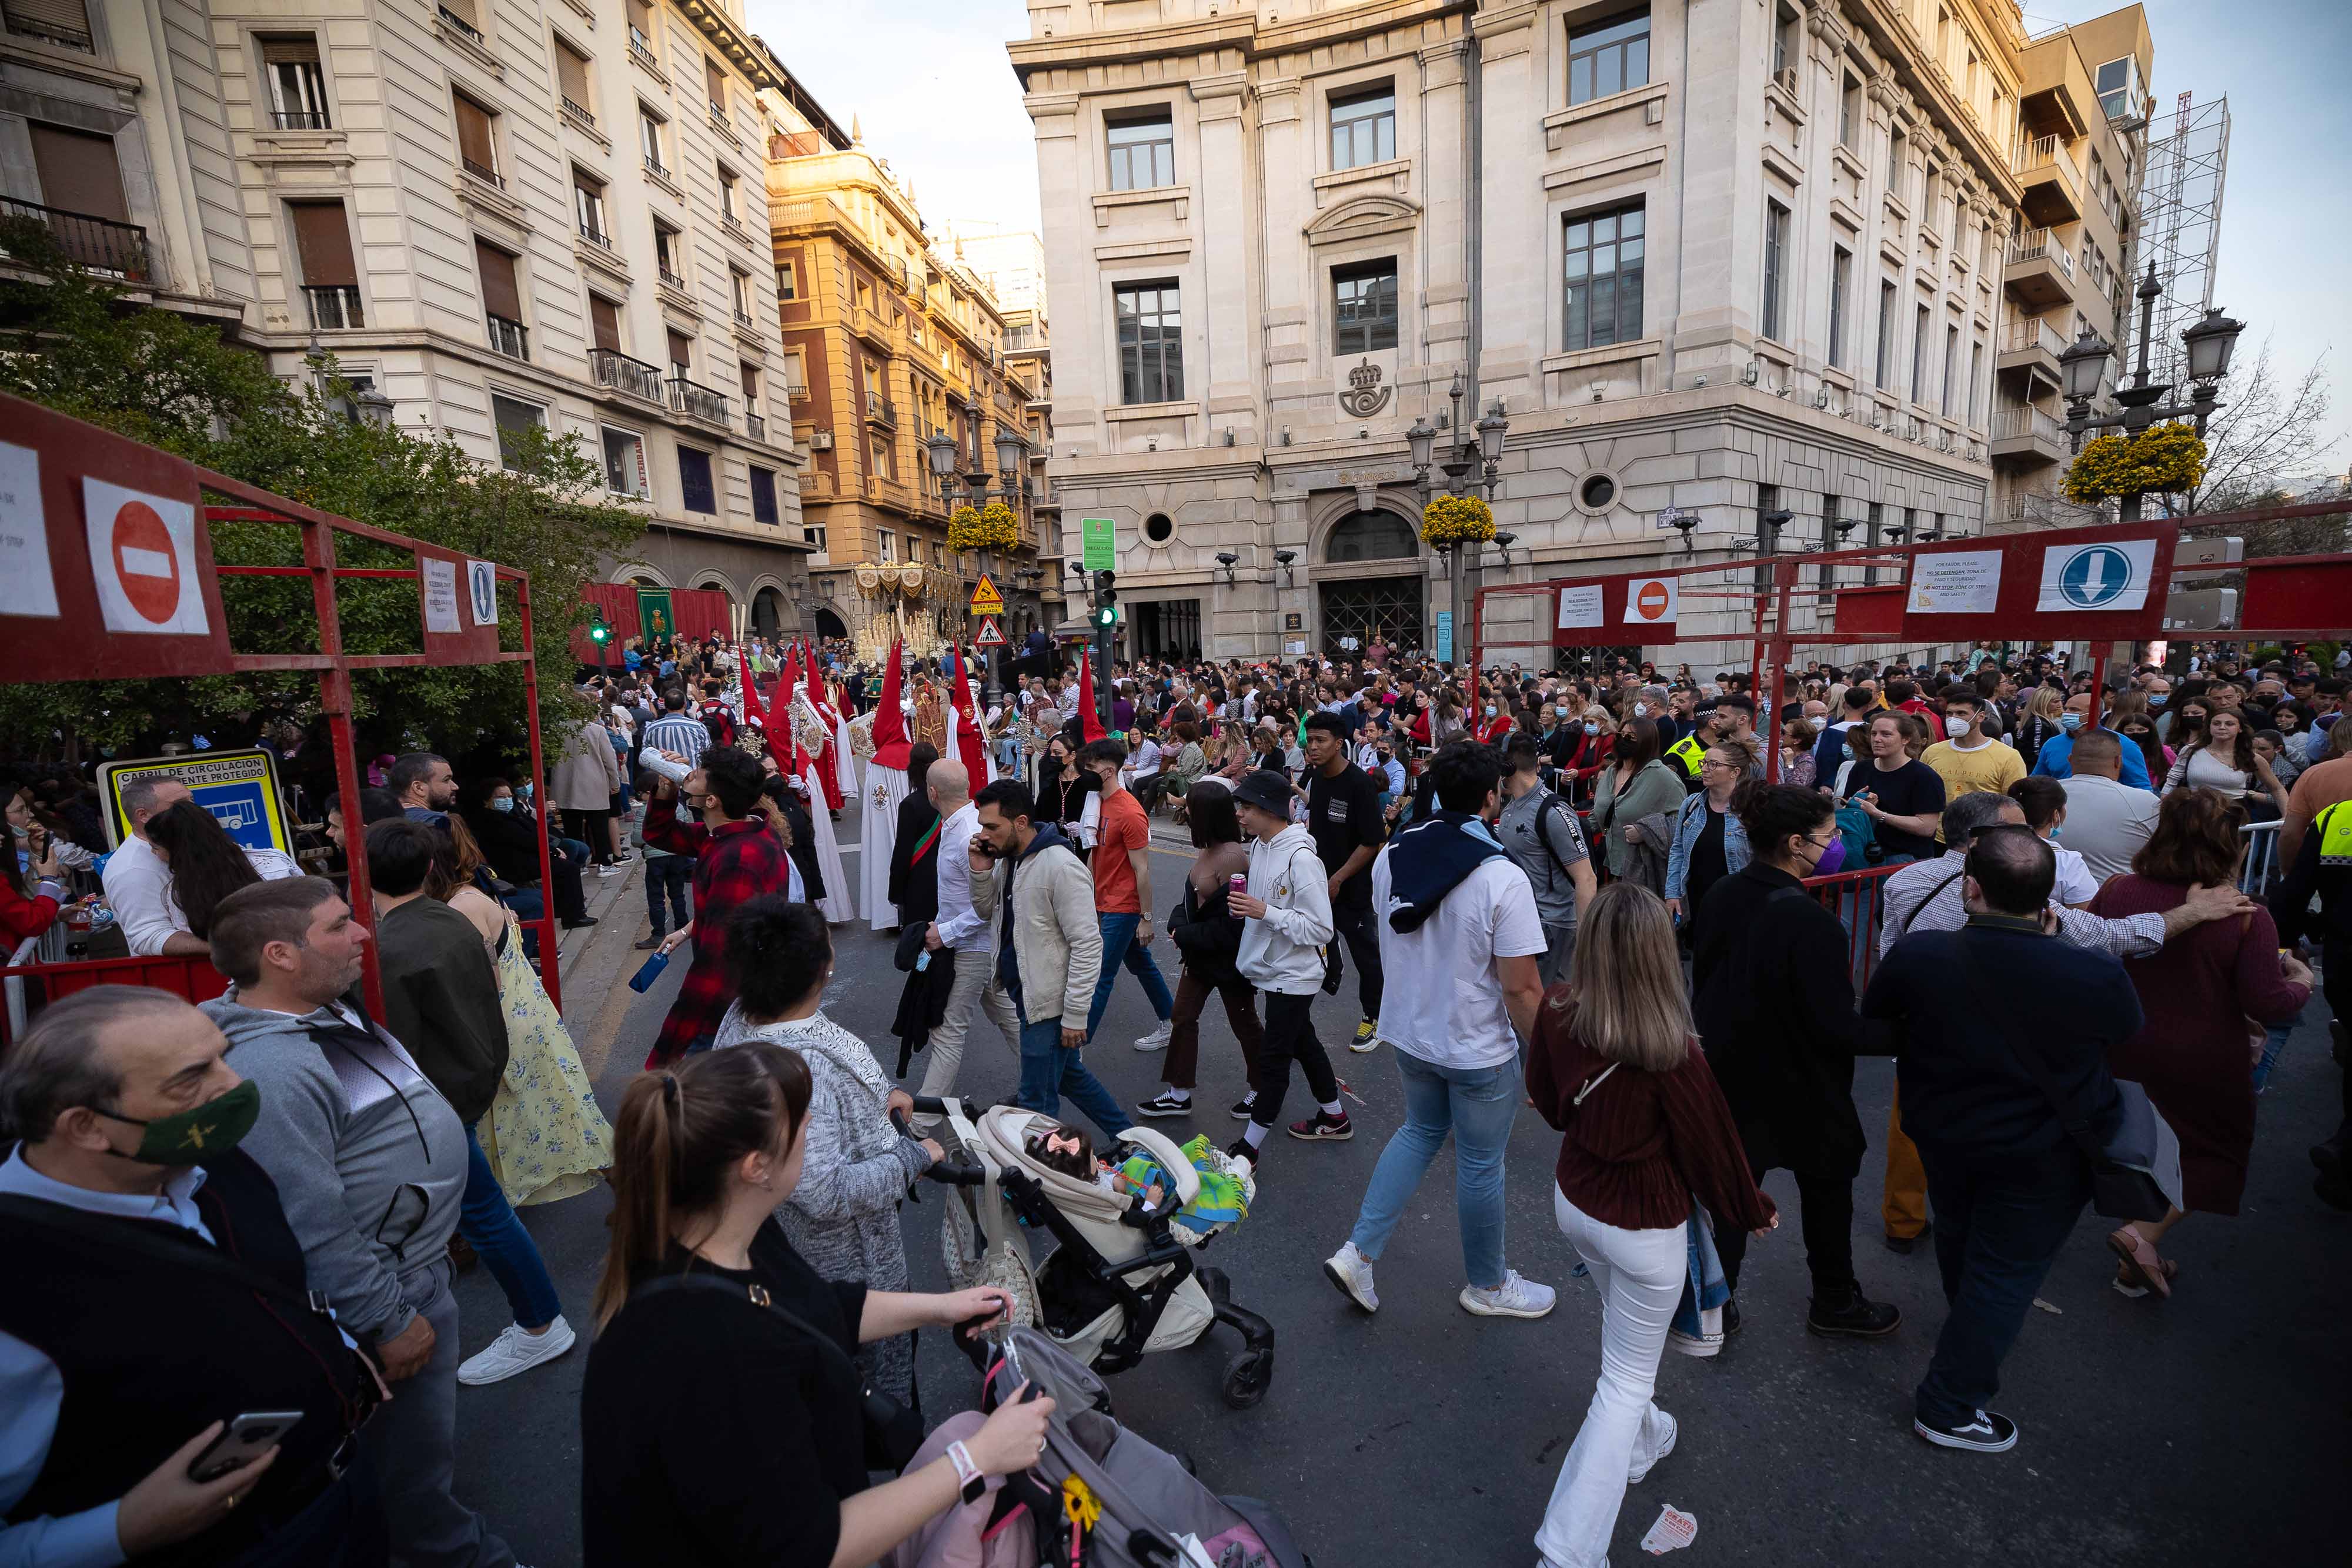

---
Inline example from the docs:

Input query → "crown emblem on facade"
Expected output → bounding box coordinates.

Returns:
[1338,357,1392,417]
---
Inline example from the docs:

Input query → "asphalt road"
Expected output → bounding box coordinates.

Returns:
[449,813,2346,1567]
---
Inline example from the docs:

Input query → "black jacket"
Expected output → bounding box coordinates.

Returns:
[465,803,549,887]
[1690,861,1887,1178]
[1169,874,1247,987]
[376,895,510,1125]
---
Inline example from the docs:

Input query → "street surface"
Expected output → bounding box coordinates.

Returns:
[453,810,2345,1566]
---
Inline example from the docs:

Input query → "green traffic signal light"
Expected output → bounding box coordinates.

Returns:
[589,620,610,644]
[1093,604,1117,630]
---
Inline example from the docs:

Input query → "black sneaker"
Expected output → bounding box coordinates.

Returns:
[1135,1091,1194,1119]
[1287,1111,1353,1142]
[1228,1096,1258,1121]
[1914,1408,2017,1453]
[633,936,662,951]
[1223,1136,1259,1164]
[1722,1298,1743,1340]
[562,915,599,930]
[1807,1283,1902,1338]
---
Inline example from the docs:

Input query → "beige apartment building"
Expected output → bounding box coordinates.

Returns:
[1011,0,2156,666]
[1,0,821,635]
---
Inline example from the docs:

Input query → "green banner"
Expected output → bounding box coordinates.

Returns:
[636,587,676,644]
[1081,516,1115,573]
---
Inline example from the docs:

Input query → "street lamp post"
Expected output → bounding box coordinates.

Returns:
[924,423,1031,703]
[2059,263,2244,522]
[1406,379,1508,668]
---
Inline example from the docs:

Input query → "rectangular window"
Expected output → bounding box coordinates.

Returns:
[1875,280,1897,386]
[573,170,608,246]
[4,0,94,52]
[1886,129,1905,200]
[475,239,526,357]
[1115,280,1183,404]
[2095,56,2140,120]
[27,119,127,221]
[1827,245,1851,369]
[704,56,727,118]
[666,327,693,379]
[1567,8,1650,106]
[677,446,715,513]
[1563,203,1645,350]
[877,530,894,561]
[1839,72,1860,147]
[1328,85,1395,171]
[1910,302,1930,403]
[717,167,739,222]
[556,42,593,123]
[749,464,779,524]
[259,36,330,129]
[1943,322,1959,413]
[289,200,361,328]
[1771,5,1797,78]
[602,426,648,497]
[1105,111,1174,192]
[589,294,622,354]
[492,395,543,472]
[1968,339,1984,425]
[653,223,682,286]
[626,0,653,51]
[739,358,759,408]
[1332,258,1399,354]
[453,94,500,186]
[730,268,753,322]
[776,259,797,300]
[638,109,666,175]
[1760,200,1788,341]
[1755,483,1782,593]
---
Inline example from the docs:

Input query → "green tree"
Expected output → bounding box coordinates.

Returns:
[0,223,644,765]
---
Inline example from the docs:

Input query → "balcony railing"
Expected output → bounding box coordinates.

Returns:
[303,285,364,330]
[461,156,505,190]
[3,6,93,51]
[627,29,660,74]
[1992,490,2106,527]
[2002,319,2069,359]
[561,96,596,130]
[2008,228,2075,278]
[666,376,731,424]
[1990,406,2066,447]
[589,348,664,402]
[657,264,687,292]
[744,411,766,442]
[270,109,333,131]
[642,153,669,181]
[0,197,152,281]
[577,219,612,251]
[864,390,896,426]
[732,307,754,329]
[486,313,528,360]
[785,382,809,400]
[436,4,484,44]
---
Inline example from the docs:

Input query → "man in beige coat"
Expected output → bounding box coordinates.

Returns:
[552,706,623,868]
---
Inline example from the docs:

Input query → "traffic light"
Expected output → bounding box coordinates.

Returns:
[587,619,610,645]
[1093,601,1118,630]
[1091,568,1117,630]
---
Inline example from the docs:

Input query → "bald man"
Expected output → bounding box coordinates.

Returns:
[911,758,1021,1131]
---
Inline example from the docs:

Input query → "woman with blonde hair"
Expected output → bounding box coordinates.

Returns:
[1526,882,1775,1568]
[2016,684,2067,773]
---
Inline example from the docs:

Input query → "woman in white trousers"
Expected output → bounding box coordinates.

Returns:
[1524,882,1777,1568]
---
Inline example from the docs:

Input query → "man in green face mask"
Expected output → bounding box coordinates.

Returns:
[0,986,386,1562]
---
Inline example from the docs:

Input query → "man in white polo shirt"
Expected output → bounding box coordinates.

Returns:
[99,777,197,956]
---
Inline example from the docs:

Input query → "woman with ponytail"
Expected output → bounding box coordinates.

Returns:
[582,1045,1053,1567]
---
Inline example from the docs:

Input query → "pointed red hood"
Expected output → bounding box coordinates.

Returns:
[1076,654,1107,744]
[737,648,768,731]
[948,648,989,784]
[871,638,912,770]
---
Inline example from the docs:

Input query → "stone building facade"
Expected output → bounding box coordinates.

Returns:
[1011,0,2155,668]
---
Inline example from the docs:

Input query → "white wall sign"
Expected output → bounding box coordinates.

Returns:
[1557,583,1605,629]
[1625,576,1679,627]
[1906,549,2003,615]
[2037,538,2158,613]
[0,440,58,618]
[83,478,205,634]
[466,559,499,625]
[421,557,461,634]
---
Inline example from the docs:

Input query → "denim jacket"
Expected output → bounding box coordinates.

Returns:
[1663,792,1750,902]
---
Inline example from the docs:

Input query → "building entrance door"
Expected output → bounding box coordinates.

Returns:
[1319,577,1422,657]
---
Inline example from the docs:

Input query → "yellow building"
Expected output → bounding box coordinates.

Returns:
[762,122,1043,659]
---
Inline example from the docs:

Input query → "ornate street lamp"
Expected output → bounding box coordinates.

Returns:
[2060,263,2247,521]
[1407,383,1508,667]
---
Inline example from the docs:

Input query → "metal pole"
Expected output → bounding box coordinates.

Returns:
[517,573,562,1013]
[305,510,385,1019]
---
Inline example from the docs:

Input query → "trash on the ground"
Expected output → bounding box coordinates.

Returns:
[1334,1076,1369,1107]
[2031,1296,2064,1315]
[1641,1504,1698,1554]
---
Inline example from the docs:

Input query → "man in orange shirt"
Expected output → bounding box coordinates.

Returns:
[1080,737,1177,1049]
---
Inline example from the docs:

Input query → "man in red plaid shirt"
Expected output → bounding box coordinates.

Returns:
[642,746,801,1066]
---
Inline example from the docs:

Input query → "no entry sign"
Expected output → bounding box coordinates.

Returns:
[86,478,206,634]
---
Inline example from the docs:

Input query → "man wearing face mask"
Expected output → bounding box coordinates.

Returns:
[1920,691,2025,812]
[0,987,387,1567]
[2030,691,2153,790]
[202,877,518,1568]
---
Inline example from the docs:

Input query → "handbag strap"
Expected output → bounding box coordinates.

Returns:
[1896,871,1965,938]
[630,1269,861,1383]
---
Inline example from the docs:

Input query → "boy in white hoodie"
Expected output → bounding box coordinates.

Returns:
[1227,768,1352,1160]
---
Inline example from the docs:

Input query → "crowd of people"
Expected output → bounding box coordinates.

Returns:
[3,625,2347,1566]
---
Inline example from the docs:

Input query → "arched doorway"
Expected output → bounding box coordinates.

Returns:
[1318,509,1424,655]
[752,587,784,638]
[813,606,848,640]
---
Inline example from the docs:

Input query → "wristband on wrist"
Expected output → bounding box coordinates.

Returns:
[946,1439,985,1505]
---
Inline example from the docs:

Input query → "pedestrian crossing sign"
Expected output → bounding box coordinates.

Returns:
[975,615,1007,648]
[970,574,1005,616]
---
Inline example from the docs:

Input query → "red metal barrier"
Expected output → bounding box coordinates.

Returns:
[1802,864,1900,994]
[3,952,229,1049]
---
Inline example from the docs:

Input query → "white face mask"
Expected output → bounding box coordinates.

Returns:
[1633,703,1649,718]
[1807,715,1828,731]
[1945,716,1973,738]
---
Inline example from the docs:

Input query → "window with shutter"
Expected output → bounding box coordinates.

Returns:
[453,96,499,184]
[476,240,522,319]
[28,121,128,222]
[556,45,592,116]
[590,295,622,353]
[4,0,95,52]
[704,58,726,114]
[440,0,477,22]
[257,35,330,128]
[573,172,607,244]
[288,202,358,286]
[667,329,693,375]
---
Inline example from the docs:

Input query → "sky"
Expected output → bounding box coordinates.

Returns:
[747,0,2352,471]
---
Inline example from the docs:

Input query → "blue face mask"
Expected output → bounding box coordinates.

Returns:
[1583,721,1601,736]
[2147,696,2166,709]
[2059,713,2084,733]
[490,797,515,813]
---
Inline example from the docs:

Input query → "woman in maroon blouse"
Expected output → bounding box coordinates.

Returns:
[1525,882,1775,1568]
[2087,787,2313,1298]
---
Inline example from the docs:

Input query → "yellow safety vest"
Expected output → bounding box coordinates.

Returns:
[2318,798,2352,867]
[1665,733,1706,776]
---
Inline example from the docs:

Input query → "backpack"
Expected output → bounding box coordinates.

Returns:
[1829,760,1880,866]
[1529,788,1589,884]
[701,703,733,750]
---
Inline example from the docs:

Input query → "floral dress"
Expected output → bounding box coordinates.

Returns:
[476,913,613,1206]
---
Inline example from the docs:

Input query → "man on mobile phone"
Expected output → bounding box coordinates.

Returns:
[0,988,386,1564]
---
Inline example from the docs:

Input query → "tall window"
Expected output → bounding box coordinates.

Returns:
[877,530,894,561]
[573,171,608,246]
[776,259,797,300]
[1942,322,1959,413]
[638,108,666,175]
[1567,8,1649,105]
[1839,72,1861,147]
[749,464,779,524]
[1827,245,1851,369]
[730,268,753,322]
[1333,258,1398,353]
[1760,201,1789,341]
[667,327,693,380]
[1329,85,1395,170]
[678,448,716,513]
[1771,4,1798,78]
[555,41,594,125]
[653,223,683,287]
[1563,203,1644,350]
[1754,483,1782,593]
[602,426,648,497]
[453,93,500,186]
[588,295,622,354]
[289,200,361,328]
[703,56,727,119]
[1910,302,1930,403]
[1968,339,1984,425]
[1886,128,1906,201]
[476,240,526,359]
[259,36,329,129]
[1115,280,1183,404]
[1106,111,1174,191]
[2094,56,2141,120]
[492,396,544,472]
[1875,280,1897,386]
[1863,500,1885,583]
[717,166,739,223]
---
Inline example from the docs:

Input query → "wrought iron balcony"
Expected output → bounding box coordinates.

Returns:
[666,376,731,424]
[560,96,596,131]
[461,156,505,191]
[657,265,687,292]
[864,390,896,426]
[577,220,613,251]
[589,347,664,403]
[486,313,529,360]
[436,4,484,45]
[271,109,333,131]
[303,285,364,330]
[0,197,152,281]
[642,153,669,181]
[4,6,93,51]
[745,411,766,442]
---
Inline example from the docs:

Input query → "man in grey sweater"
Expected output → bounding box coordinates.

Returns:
[203,877,519,1568]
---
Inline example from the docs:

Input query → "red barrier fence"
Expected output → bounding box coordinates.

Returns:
[1803,864,1902,994]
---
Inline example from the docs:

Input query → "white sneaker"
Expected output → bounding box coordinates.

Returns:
[1626,1409,1678,1484]
[457,1315,576,1385]
[1459,1271,1556,1320]
[595,862,624,877]
[1132,1019,1173,1051]
[1322,1242,1379,1313]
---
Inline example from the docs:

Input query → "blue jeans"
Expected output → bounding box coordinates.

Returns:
[1346,1051,1520,1290]
[460,1124,563,1330]
[1913,1145,2089,1426]
[1084,911,1175,1039]
[643,852,693,940]
[1015,1008,1133,1139]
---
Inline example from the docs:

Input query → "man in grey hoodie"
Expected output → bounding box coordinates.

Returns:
[202,877,520,1568]
[1228,768,1351,1161]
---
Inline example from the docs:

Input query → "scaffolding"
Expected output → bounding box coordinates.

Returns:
[2136,92,2231,389]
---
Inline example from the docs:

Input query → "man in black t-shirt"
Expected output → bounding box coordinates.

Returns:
[1840,711,1947,862]
[1304,711,1387,1051]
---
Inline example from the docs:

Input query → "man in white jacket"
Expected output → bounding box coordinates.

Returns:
[1227,769,1351,1162]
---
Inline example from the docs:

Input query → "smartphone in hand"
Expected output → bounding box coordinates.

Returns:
[188,1412,302,1483]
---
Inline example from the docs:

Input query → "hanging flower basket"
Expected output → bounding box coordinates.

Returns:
[2062,423,2206,504]
[1421,493,1495,548]
[947,500,1020,554]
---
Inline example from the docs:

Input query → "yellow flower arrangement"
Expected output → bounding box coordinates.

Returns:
[947,500,1020,554]
[2061,423,2206,504]
[1421,493,1496,548]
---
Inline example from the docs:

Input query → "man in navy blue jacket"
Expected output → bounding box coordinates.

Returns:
[1863,825,2141,1455]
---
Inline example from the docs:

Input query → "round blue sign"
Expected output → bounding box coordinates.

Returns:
[2056,544,2134,609]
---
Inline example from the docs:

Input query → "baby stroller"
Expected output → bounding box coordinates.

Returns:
[914,1096,1277,1409]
